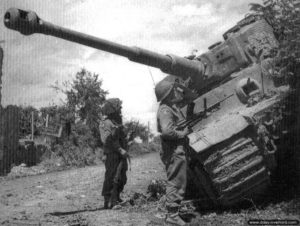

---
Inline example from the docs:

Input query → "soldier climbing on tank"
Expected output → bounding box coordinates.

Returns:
[99,98,129,209]
[155,79,191,226]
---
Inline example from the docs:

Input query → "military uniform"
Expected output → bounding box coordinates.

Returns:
[154,79,190,225]
[157,103,188,212]
[99,116,128,207]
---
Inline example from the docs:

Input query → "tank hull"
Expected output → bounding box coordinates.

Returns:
[187,67,295,208]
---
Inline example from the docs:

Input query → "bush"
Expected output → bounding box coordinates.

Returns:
[124,120,153,143]
[128,138,161,157]
[250,0,300,87]
[49,122,102,167]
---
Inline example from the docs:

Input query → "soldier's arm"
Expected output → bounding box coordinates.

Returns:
[100,120,123,153]
[159,107,188,140]
[99,120,112,144]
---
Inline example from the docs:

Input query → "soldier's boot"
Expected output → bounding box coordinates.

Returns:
[110,183,119,208]
[165,213,186,226]
[117,193,123,203]
[104,196,111,209]
[179,200,198,222]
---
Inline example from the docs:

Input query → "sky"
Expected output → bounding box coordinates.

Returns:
[0,0,260,132]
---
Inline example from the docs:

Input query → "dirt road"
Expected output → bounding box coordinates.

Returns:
[0,152,299,226]
[0,152,166,226]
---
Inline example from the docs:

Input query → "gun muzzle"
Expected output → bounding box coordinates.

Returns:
[4,8,41,35]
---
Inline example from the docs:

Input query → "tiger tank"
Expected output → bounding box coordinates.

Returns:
[4,8,298,208]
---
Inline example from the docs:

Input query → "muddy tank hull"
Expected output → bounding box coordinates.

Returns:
[187,84,295,208]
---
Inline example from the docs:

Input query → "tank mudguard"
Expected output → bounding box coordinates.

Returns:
[188,114,250,153]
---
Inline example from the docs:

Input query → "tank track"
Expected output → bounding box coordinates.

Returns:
[189,128,270,209]
[188,91,300,209]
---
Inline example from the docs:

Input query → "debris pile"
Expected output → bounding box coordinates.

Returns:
[113,179,167,213]
[7,163,46,178]
[146,179,166,200]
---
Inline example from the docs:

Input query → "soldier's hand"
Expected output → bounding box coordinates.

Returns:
[182,126,191,136]
[119,148,129,158]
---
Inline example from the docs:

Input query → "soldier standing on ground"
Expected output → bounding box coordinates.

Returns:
[155,79,191,226]
[99,98,128,209]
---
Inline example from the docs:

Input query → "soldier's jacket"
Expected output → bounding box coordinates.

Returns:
[157,104,188,210]
[99,116,128,198]
[157,104,186,140]
[99,117,127,154]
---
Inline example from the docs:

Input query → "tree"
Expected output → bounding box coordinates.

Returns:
[52,68,108,129]
[250,0,300,188]
[124,120,152,143]
[249,0,300,87]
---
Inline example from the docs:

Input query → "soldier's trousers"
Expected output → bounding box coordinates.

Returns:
[160,142,187,212]
[102,152,127,198]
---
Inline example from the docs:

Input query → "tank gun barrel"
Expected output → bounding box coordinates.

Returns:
[4,8,204,79]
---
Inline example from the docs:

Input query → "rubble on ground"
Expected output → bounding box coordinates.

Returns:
[7,163,47,178]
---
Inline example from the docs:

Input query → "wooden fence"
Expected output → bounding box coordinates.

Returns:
[0,106,19,175]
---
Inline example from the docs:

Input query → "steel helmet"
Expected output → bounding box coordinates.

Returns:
[155,79,174,102]
[102,98,122,115]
